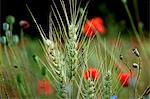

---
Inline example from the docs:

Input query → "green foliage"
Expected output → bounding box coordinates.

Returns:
[0,0,150,98]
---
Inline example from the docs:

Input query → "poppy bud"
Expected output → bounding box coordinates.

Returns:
[138,22,144,30]
[13,35,19,45]
[132,48,140,57]
[0,36,7,45]
[79,8,84,14]
[33,55,40,63]
[41,67,46,76]
[3,23,9,31]
[6,15,15,24]
[5,30,12,37]
[16,74,21,84]
[132,63,139,68]
[119,55,123,60]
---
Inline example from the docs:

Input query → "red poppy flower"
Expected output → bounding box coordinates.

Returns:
[37,79,52,96]
[118,72,131,87]
[19,20,30,29]
[91,17,105,34]
[83,17,105,37]
[84,68,100,80]
[83,21,95,37]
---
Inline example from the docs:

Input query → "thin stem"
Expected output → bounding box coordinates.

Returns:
[124,3,138,35]
[123,1,148,65]
[133,0,142,34]
[133,0,140,23]
[19,83,27,98]
[20,29,24,44]
[134,57,141,98]
[4,46,11,66]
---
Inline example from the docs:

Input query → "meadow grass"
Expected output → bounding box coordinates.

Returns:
[0,0,150,98]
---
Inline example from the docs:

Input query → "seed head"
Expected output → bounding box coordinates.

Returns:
[44,39,54,48]
[6,15,15,24]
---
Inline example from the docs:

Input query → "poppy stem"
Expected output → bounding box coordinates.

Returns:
[18,83,27,98]
[20,29,24,45]
[120,55,132,73]
[4,45,11,66]
[134,57,141,97]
